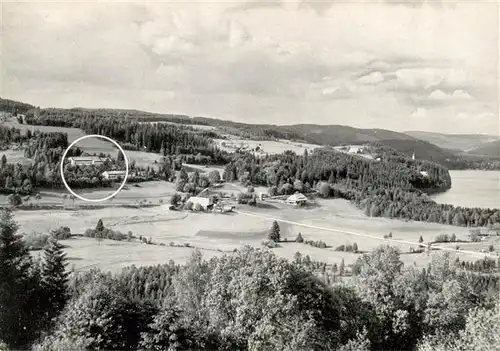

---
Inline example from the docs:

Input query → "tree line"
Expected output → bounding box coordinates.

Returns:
[24,109,231,164]
[223,149,500,227]
[1,210,499,350]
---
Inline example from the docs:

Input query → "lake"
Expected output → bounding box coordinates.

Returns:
[432,170,500,209]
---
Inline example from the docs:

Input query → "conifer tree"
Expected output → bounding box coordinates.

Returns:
[339,259,345,276]
[42,236,69,324]
[0,209,40,348]
[96,218,104,232]
[296,232,304,243]
[269,220,280,242]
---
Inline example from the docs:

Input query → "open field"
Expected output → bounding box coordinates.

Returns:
[0,180,177,205]
[138,121,217,131]
[214,137,320,155]
[3,120,162,170]
[14,195,498,273]
[0,147,31,166]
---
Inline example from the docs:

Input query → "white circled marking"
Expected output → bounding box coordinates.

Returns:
[59,134,129,203]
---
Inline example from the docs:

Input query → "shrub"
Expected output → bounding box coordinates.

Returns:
[470,233,481,242]
[184,201,193,211]
[435,234,450,243]
[262,240,279,248]
[51,226,71,240]
[193,202,202,212]
[23,232,50,250]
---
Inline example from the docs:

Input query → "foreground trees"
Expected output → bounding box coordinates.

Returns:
[2,209,499,350]
[0,210,70,349]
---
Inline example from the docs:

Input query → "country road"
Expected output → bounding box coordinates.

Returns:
[234,209,499,260]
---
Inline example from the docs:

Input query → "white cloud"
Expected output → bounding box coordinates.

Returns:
[1,0,498,134]
[428,89,473,101]
[357,72,384,85]
[412,108,428,119]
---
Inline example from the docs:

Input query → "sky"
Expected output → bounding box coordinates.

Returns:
[1,0,499,134]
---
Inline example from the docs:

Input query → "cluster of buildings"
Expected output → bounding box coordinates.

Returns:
[67,156,138,180]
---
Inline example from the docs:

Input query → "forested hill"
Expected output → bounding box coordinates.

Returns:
[405,130,500,152]
[467,140,500,158]
[3,97,500,170]
[0,98,35,116]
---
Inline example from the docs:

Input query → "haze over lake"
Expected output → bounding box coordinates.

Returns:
[432,170,500,209]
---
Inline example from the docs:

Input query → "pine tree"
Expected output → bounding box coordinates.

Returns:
[41,237,69,325]
[269,220,280,242]
[0,209,40,348]
[96,218,104,232]
[296,232,304,243]
[339,259,345,276]
[353,242,358,253]
[419,235,424,244]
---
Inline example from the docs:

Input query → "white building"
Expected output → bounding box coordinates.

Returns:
[420,171,429,177]
[68,156,108,166]
[102,170,128,180]
[187,196,214,211]
[285,193,308,206]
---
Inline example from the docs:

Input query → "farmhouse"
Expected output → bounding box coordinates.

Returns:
[348,146,364,154]
[68,156,108,166]
[285,193,308,206]
[187,196,214,211]
[102,170,128,180]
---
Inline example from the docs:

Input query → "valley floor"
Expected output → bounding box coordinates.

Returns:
[14,185,498,273]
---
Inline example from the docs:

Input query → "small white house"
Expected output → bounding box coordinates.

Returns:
[285,193,308,206]
[187,196,214,211]
[420,171,429,177]
[102,170,128,180]
[69,156,108,166]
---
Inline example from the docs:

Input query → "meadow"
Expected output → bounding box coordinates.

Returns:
[3,120,162,170]
[15,191,498,273]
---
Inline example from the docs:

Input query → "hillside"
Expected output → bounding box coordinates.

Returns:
[467,140,500,158]
[281,124,416,146]
[404,130,500,152]
[370,139,457,165]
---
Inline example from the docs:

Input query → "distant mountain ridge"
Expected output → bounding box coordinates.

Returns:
[405,130,500,152]
[2,97,499,169]
[467,140,500,158]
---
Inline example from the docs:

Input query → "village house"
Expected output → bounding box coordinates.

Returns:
[102,170,128,180]
[285,193,308,206]
[187,196,214,211]
[68,156,109,166]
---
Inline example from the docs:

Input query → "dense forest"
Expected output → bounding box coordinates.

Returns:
[24,110,230,164]
[223,148,500,227]
[0,98,35,116]
[0,128,154,194]
[1,209,499,350]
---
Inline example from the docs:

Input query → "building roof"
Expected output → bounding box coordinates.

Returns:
[286,193,307,202]
[69,156,108,161]
[187,196,212,206]
[103,170,127,175]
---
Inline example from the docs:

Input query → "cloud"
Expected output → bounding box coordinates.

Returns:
[428,89,473,101]
[412,107,428,119]
[357,71,384,85]
[1,0,498,134]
